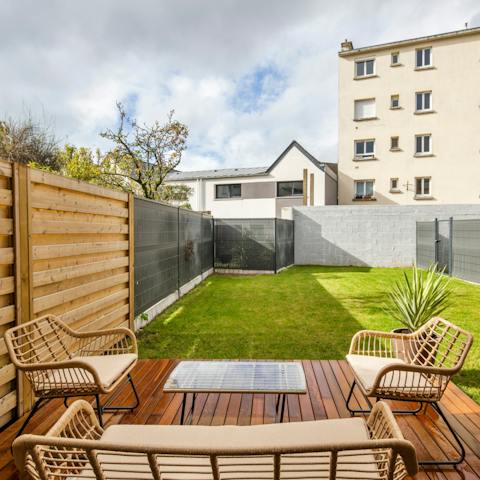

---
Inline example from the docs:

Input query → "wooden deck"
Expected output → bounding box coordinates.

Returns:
[1,359,480,479]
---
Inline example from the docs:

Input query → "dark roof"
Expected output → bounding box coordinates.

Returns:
[166,166,268,181]
[166,140,336,182]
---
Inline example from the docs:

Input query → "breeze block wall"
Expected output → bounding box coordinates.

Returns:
[292,204,480,267]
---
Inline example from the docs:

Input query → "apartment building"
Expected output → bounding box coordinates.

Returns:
[165,140,337,218]
[338,27,480,204]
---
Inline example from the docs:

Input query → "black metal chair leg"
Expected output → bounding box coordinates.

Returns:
[14,398,46,440]
[418,402,465,466]
[102,373,140,412]
[180,393,187,425]
[346,380,373,415]
[346,380,423,415]
[95,394,104,428]
[279,394,287,422]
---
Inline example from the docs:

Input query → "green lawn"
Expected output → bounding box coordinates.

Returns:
[138,266,480,403]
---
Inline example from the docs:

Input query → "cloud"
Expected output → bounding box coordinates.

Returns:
[0,0,478,169]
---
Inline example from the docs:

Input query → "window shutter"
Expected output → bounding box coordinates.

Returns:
[354,99,376,119]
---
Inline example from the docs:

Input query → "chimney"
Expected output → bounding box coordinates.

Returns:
[341,39,353,52]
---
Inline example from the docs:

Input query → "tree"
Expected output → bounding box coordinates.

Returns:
[56,144,102,183]
[0,115,60,170]
[99,102,191,202]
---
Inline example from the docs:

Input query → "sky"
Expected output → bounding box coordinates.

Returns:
[1,0,480,171]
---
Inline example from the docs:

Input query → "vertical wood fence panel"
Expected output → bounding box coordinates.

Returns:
[0,162,135,422]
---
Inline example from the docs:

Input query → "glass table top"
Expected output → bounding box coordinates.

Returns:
[164,361,307,393]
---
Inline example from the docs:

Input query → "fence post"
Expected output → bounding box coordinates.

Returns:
[128,194,135,330]
[15,163,34,415]
[212,218,215,271]
[177,207,180,292]
[274,218,277,274]
[448,217,453,276]
[200,213,203,274]
[434,218,439,267]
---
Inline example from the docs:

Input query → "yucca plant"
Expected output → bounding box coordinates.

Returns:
[386,264,452,331]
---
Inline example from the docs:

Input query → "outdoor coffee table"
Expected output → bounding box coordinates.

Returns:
[164,360,307,424]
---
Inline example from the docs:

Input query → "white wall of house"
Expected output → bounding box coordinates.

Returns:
[167,143,337,218]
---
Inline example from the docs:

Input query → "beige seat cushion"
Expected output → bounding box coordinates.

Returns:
[62,418,381,479]
[347,354,434,393]
[46,353,137,390]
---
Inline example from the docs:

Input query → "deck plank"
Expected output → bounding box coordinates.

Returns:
[1,359,479,479]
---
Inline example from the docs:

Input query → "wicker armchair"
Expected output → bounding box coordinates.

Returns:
[13,399,418,480]
[5,314,140,438]
[346,317,473,466]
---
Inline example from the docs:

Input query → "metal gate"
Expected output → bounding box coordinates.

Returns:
[416,218,453,273]
[435,218,453,274]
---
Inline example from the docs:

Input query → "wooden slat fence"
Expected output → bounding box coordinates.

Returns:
[0,160,135,427]
[0,162,17,429]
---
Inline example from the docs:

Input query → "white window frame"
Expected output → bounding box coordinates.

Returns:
[355,58,376,78]
[391,51,400,66]
[354,98,376,120]
[415,134,432,155]
[415,47,432,68]
[415,177,431,197]
[354,139,375,159]
[390,94,400,109]
[415,91,432,112]
[354,180,375,200]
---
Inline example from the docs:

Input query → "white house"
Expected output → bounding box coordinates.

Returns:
[165,141,338,218]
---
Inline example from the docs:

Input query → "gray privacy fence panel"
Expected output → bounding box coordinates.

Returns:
[201,215,214,271]
[416,221,436,269]
[452,219,480,283]
[135,197,214,316]
[179,209,203,285]
[275,219,294,270]
[135,198,179,315]
[214,219,276,271]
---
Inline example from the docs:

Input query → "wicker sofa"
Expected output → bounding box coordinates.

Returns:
[13,399,418,480]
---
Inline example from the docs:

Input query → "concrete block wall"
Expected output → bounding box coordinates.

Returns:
[292,204,480,267]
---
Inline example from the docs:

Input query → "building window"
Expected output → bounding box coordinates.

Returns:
[354,98,376,120]
[416,47,432,68]
[215,184,241,199]
[390,94,400,109]
[391,52,400,65]
[415,134,432,155]
[355,59,375,78]
[354,180,375,199]
[277,181,303,197]
[354,139,375,159]
[390,178,400,192]
[415,177,431,197]
[390,136,399,150]
[415,91,432,112]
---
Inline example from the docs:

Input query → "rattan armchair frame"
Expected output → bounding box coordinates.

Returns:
[13,399,418,480]
[345,317,473,466]
[5,315,140,439]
